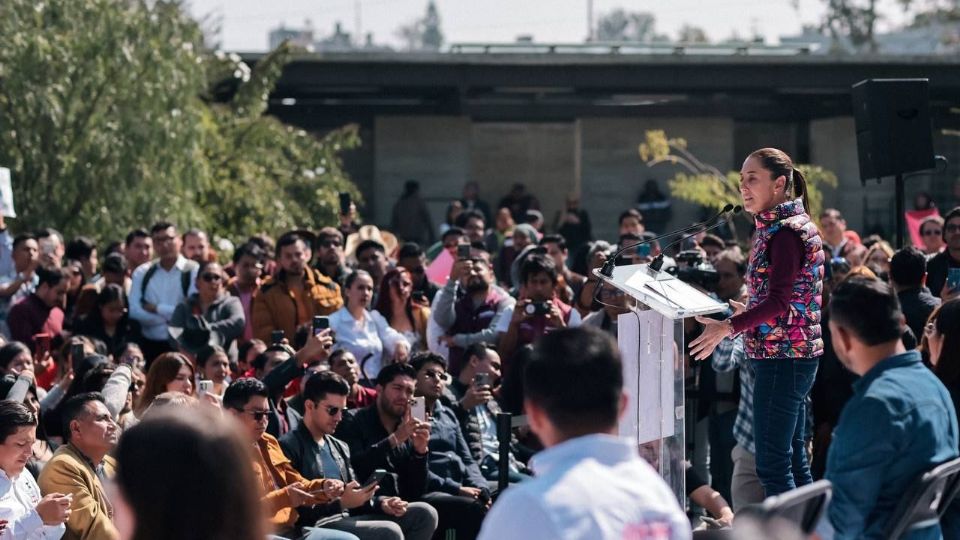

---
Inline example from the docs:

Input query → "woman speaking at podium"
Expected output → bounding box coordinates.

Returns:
[690,148,824,498]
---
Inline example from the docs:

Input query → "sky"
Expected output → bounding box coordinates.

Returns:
[185,0,917,52]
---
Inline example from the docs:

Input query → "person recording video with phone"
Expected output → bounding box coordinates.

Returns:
[690,148,824,499]
[443,343,530,484]
[280,371,437,540]
[498,254,581,361]
[927,207,960,301]
[411,352,489,540]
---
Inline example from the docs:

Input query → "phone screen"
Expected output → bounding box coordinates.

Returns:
[339,192,352,215]
[362,469,387,489]
[948,268,960,291]
[313,316,329,335]
[473,373,492,388]
[271,330,284,345]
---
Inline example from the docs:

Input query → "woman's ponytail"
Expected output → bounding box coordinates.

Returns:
[793,167,810,214]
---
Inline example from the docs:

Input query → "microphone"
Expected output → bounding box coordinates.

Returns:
[648,205,742,272]
[599,203,735,278]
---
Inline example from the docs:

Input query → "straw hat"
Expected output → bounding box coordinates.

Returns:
[344,225,399,263]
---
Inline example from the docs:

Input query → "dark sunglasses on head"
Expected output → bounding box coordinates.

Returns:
[201,273,223,283]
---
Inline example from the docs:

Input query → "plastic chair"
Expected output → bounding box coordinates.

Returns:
[884,456,960,540]
[737,479,832,534]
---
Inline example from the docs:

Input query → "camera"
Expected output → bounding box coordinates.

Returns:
[670,250,719,291]
[524,301,551,316]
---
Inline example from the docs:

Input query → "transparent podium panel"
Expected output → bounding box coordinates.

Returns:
[618,310,686,505]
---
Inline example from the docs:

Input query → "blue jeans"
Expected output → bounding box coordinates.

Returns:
[751,357,819,497]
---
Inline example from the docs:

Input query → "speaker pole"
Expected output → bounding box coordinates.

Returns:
[896,173,905,248]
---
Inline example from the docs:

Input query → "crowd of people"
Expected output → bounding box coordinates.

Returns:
[0,152,958,539]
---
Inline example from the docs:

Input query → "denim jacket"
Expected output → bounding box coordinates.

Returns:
[824,351,959,540]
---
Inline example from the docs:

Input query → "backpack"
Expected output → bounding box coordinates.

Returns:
[140,260,197,300]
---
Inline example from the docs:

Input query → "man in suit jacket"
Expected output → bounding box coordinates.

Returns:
[39,393,120,540]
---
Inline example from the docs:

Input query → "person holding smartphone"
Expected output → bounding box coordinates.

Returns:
[690,148,824,499]
[927,207,960,301]
[224,378,350,540]
[280,372,438,540]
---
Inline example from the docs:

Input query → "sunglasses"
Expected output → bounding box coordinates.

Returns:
[238,409,270,421]
[923,229,943,236]
[323,405,347,416]
[201,273,223,283]
[947,225,960,233]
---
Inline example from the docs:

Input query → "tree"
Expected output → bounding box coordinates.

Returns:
[677,24,709,43]
[396,1,444,51]
[820,0,882,52]
[0,0,360,243]
[595,9,660,42]
[639,130,838,243]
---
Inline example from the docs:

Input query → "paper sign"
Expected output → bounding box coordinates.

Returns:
[426,247,454,286]
[0,168,15,218]
[906,208,939,249]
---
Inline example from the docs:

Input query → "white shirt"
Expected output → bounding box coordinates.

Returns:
[329,307,405,380]
[478,434,691,540]
[495,303,582,334]
[128,255,198,341]
[0,468,65,540]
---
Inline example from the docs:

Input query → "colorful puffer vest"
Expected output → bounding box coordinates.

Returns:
[744,198,825,359]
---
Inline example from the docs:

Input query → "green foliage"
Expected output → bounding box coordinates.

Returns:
[0,0,359,244]
[638,130,838,239]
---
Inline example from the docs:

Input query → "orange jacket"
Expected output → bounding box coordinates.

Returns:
[252,433,334,531]
[252,268,343,343]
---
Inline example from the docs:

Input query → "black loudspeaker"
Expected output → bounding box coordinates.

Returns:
[852,78,935,183]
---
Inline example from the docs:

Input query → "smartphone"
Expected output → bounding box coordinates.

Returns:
[948,268,960,292]
[636,243,652,258]
[71,343,85,364]
[271,330,284,345]
[312,316,329,335]
[362,469,388,489]
[33,333,51,358]
[339,192,352,215]
[473,372,492,388]
[197,380,213,397]
[457,244,471,260]
[411,396,426,422]
[700,516,725,529]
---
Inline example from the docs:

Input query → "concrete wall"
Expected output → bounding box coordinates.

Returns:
[373,116,471,235]
[580,117,736,242]
[469,122,577,228]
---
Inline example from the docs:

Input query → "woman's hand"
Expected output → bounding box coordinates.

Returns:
[728,299,747,317]
[393,341,410,363]
[689,318,733,361]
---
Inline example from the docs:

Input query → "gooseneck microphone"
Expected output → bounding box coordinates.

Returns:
[648,205,742,272]
[599,204,736,278]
